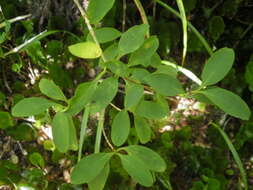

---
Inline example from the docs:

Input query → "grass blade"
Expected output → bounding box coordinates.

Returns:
[155,0,213,55]
[0,14,31,29]
[78,105,91,162]
[211,122,248,190]
[4,30,60,57]
[95,109,105,153]
[175,0,187,66]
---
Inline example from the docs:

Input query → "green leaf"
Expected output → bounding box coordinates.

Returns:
[208,16,225,41]
[245,58,253,92]
[148,53,162,67]
[71,153,113,184]
[66,82,97,115]
[128,36,159,67]
[88,164,110,190]
[68,42,102,59]
[87,27,121,43]
[39,79,66,101]
[91,77,118,113]
[119,24,149,56]
[130,68,150,83]
[119,154,154,187]
[52,112,70,153]
[123,145,166,172]
[100,43,118,64]
[105,60,130,77]
[28,152,45,168]
[124,82,144,109]
[111,111,130,146]
[201,48,235,86]
[135,100,168,120]
[145,73,184,96]
[43,140,55,151]
[0,111,14,129]
[6,123,35,141]
[134,116,151,144]
[199,87,251,120]
[12,97,56,117]
[87,0,115,24]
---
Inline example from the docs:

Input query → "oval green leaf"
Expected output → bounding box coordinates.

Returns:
[123,145,166,172]
[12,97,56,117]
[105,60,130,77]
[199,87,251,120]
[135,100,168,120]
[68,42,102,59]
[39,78,66,101]
[134,116,151,144]
[119,154,154,187]
[87,0,115,24]
[119,24,149,56]
[66,82,97,116]
[145,73,184,96]
[52,112,70,153]
[111,110,130,146]
[91,77,118,113]
[128,36,159,67]
[124,82,144,109]
[71,153,113,184]
[29,152,45,168]
[201,48,235,86]
[87,27,121,43]
[88,164,110,190]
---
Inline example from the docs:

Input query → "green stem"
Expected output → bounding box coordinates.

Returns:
[211,122,248,190]
[78,105,90,162]
[95,109,105,153]
[176,0,187,66]
[133,0,150,37]
[155,0,213,55]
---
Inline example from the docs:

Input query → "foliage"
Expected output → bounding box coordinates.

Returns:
[0,0,253,189]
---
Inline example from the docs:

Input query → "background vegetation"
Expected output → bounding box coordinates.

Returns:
[0,0,253,189]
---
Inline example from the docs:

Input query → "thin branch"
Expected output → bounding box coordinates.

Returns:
[110,103,122,111]
[133,0,150,37]
[72,0,106,62]
[102,128,115,151]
